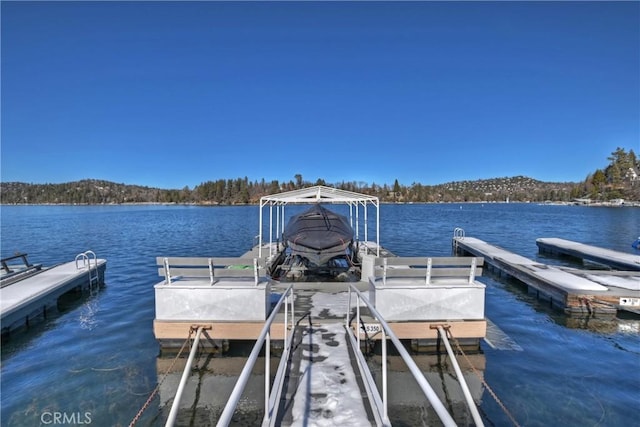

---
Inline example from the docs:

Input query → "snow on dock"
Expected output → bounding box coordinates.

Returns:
[288,322,372,427]
[536,237,640,271]
[1,252,106,338]
[452,234,640,316]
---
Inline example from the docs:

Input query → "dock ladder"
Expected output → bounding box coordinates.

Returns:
[75,250,100,294]
[452,227,465,254]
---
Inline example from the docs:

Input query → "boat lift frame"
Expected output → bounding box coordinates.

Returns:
[258,185,380,260]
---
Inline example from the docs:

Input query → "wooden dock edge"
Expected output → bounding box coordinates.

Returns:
[153,320,288,341]
[355,319,487,340]
[154,319,486,341]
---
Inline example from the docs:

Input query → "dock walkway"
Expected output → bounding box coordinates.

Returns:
[270,286,374,425]
[1,256,107,336]
[537,237,640,271]
[453,236,640,316]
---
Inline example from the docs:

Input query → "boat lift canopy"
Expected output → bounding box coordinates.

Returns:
[258,186,380,259]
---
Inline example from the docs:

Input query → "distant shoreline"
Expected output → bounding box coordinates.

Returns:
[2,200,639,207]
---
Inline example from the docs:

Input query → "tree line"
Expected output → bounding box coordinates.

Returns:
[1,148,638,205]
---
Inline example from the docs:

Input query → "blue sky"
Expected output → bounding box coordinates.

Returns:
[2,1,638,189]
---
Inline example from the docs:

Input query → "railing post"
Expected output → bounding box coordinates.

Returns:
[208,258,214,285]
[290,293,295,339]
[346,286,351,331]
[382,258,387,285]
[163,257,172,284]
[165,326,204,427]
[437,326,484,427]
[284,294,289,347]
[265,331,270,413]
[254,258,259,286]
[469,258,477,284]
[382,327,388,421]
[356,294,361,349]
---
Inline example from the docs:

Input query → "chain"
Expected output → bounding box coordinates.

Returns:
[447,329,522,427]
[129,327,195,426]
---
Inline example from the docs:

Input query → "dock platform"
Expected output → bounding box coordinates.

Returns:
[452,234,640,316]
[1,252,107,338]
[537,237,640,271]
[153,251,488,425]
[152,188,489,426]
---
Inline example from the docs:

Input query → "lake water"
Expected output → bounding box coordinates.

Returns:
[1,203,639,426]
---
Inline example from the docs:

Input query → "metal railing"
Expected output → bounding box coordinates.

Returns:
[346,284,458,427]
[436,326,484,427]
[165,326,205,427]
[0,253,43,287]
[75,250,100,293]
[216,285,295,427]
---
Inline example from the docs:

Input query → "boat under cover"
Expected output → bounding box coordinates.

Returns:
[282,204,354,266]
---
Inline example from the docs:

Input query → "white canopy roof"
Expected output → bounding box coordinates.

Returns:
[259,185,379,207]
[258,186,380,258]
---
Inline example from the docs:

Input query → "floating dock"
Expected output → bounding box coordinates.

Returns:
[536,237,640,271]
[153,256,487,426]
[452,231,640,316]
[151,187,489,426]
[1,251,107,339]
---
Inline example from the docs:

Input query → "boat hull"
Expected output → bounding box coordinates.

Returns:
[283,204,354,266]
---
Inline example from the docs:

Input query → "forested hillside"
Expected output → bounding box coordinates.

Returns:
[1,148,638,204]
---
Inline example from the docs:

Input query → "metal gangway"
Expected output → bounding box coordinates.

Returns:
[163,285,484,427]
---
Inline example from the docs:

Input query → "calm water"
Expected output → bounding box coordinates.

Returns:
[1,203,639,426]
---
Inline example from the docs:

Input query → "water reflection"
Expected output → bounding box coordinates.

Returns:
[156,353,272,426]
[153,345,487,426]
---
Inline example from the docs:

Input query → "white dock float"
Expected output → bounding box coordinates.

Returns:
[537,237,640,271]
[1,253,107,337]
[369,256,486,322]
[153,256,275,346]
[452,235,640,316]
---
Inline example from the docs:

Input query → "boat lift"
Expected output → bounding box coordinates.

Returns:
[257,186,381,260]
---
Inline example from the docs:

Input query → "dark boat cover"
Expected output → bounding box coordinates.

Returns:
[283,204,354,265]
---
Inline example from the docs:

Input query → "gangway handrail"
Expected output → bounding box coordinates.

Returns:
[347,284,458,427]
[216,284,295,427]
[436,326,484,427]
[165,326,205,427]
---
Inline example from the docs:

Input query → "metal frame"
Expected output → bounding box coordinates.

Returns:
[346,284,458,427]
[258,186,380,259]
[215,285,296,427]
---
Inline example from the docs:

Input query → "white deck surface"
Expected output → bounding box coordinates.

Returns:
[0,260,106,319]
[456,237,608,292]
[290,322,369,427]
[537,237,640,270]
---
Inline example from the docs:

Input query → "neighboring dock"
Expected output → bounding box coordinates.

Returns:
[452,230,640,316]
[536,237,640,271]
[1,251,107,339]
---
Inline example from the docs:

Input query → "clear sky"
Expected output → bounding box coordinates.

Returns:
[1,1,638,189]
